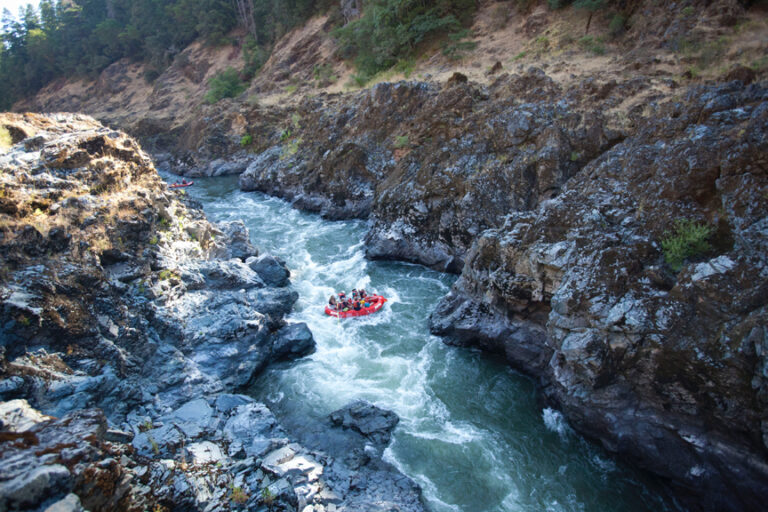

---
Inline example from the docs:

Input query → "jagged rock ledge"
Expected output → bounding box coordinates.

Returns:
[0,113,423,512]
[430,81,768,511]
[236,70,623,273]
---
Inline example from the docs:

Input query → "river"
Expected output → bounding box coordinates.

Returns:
[183,174,677,512]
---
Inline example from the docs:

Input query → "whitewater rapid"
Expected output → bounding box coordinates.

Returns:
[183,175,676,512]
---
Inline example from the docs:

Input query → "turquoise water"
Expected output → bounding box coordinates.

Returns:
[183,175,676,512]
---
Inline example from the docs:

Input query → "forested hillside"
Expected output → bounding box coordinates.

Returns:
[0,0,326,109]
[0,0,487,110]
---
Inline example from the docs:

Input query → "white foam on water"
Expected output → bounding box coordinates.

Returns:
[383,439,462,512]
[498,488,524,511]
[542,407,572,439]
[589,453,618,476]
[406,420,484,445]
[182,178,676,512]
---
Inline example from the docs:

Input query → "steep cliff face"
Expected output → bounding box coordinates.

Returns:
[240,69,645,271]
[0,112,293,401]
[430,82,768,510]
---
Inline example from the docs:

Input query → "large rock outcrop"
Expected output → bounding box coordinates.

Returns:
[239,69,638,271]
[430,81,768,510]
[0,113,302,416]
[0,113,423,512]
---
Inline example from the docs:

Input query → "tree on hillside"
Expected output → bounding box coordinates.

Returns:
[233,0,257,39]
[0,0,332,109]
[333,0,478,82]
[574,0,606,34]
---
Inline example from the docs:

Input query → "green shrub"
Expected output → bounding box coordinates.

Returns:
[608,14,626,37]
[260,487,275,506]
[393,58,416,78]
[149,436,159,455]
[442,29,478,60]
[240,134,253,147]
[513,51,527,61]
[682,6,695,16]
[231,486,249,505]
[242,36,267,79]
[394,135,409,149]
[159,269,179,281]
[205,68,248,104]
[143,68,161,83]
[281,138,301,159]
[350,73,370,88]
[313,63,338,86]
[674,36,728,72]
[579,35,606,55]
[661,219,713,271]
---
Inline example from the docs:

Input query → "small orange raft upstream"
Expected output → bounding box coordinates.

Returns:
[169,181,194,189]
[324,295,387,318]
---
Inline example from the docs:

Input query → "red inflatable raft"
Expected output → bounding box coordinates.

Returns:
[325,295,387,318]
[169,181,194,189]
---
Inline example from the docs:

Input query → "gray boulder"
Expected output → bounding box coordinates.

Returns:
[329,400,399,447]
[0,465,72,511]
[271,323,316,361]
[0,399,50,432]
[207,157,250,177]
[214,393,253,413]
[246,254,290,287]
[223,402,280,458]
[211,220,258,261]
[44,493,84,512]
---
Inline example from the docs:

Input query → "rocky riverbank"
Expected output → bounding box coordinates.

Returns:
[429,80,768,509]
[208,74,767,510]
[0,113,423,511]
